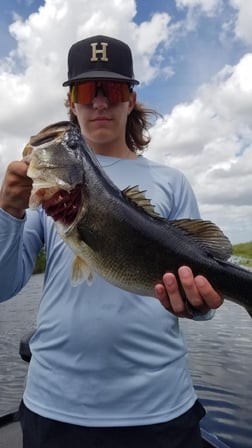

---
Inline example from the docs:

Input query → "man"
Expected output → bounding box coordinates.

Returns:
[0,35,222,448]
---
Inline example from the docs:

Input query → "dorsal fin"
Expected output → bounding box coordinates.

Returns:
[122,185,160,218]
[169,218,232,261]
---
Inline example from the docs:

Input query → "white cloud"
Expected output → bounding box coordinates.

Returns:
[176,0,222,15]
[148,53,252,242]
[173,0,224,35]
[131,12,172,83]
[230,0,252,45]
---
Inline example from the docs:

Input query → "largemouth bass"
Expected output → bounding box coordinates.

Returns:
[23,121,252,317]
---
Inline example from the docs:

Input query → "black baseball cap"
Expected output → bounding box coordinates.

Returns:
[63,35,139,86]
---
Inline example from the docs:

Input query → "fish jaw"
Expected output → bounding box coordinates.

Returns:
[29,182,85,230]
[25,122,86,211]
[27,173,74,209]
[27,144,83,201]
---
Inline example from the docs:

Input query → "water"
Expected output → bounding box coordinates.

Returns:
[0,273,251,447]
[181,302,252,447]
[0,274,42,415]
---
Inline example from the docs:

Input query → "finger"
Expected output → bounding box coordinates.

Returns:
[8,160,30,179]
[154,282,173,313]
[178,266,204,310]
[161,273,192,318]
[194,275,223,309]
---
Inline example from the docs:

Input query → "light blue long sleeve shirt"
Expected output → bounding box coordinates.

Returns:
[0,155,208,426]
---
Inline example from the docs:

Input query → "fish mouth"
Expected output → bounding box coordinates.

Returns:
[36,185,83,226]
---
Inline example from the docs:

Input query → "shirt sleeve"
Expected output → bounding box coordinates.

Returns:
[170,171,201,220]
[0,208,44,301]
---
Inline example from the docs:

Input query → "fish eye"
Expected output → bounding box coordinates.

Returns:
[67,139,78,149]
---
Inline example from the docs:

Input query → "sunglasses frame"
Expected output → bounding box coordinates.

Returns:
[71,80,132,105]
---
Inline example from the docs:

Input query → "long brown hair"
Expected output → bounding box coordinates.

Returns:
[65,93,161,154]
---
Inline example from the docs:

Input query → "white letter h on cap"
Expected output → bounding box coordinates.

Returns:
[90,42,108,62]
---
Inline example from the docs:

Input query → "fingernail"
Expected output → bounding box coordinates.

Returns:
[179,266,191,278]
[155,285,163,295]
[164,274,174,286]
[195,276,205,287]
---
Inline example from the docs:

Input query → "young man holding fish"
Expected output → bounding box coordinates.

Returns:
[0,35,224,447]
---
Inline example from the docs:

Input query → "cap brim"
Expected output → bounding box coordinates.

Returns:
[63,70,139,86]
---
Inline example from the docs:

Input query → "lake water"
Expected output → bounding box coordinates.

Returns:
[0,273,251,447]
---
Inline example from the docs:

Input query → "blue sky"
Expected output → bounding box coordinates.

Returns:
[1,1,42,55]
[1,0,248,112]
[0,0,249,112]
[0,0,252,244]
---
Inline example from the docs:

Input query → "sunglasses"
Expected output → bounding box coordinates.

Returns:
[71,81,132,105]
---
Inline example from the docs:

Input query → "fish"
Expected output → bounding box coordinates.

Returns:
[23,121,252,317]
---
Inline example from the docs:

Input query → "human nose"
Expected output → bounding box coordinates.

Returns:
[92,90,109,110]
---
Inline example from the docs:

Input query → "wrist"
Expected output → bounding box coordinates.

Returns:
[0,203,25,219]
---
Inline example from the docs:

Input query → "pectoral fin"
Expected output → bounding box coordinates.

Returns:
[71,256,95,287]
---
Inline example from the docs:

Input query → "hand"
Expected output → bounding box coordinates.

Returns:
[0,161,32,218]
[154,266,223,319]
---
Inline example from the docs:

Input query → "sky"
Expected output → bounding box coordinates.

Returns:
[0,0,252,244]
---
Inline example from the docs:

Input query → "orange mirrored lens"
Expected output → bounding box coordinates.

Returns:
[71,81,131,104]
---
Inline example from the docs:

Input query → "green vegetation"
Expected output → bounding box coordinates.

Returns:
[232,241,252,258]
[33,247,46,274]
[232,241,252,268]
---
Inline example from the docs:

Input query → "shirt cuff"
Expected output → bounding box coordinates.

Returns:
[192,309,216,321]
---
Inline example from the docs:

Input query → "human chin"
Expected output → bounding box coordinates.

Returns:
[86,127,114,145]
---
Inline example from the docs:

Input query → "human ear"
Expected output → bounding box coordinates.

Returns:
[70,101,77,116]
[128,91,136,114]
[67,90,77,116]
